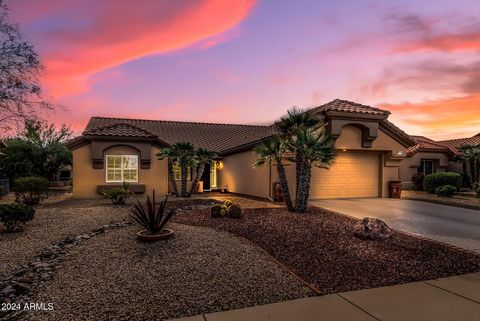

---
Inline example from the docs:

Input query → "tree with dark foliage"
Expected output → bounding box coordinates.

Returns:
[0,0,53,132]
[0,118,72,181]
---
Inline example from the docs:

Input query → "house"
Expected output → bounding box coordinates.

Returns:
[66,99,468,200]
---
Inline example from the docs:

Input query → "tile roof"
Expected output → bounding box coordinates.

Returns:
[311,99,390,116]
[83,123,157,138]
[407,136,450,156]
[83,117,272,153]
[436,134,480,155]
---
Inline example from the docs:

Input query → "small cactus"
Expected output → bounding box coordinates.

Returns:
[227,202,242,219]
[210,204,223,218]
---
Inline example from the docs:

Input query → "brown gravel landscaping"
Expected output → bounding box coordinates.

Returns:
[172,205,480,295]
[402,190,480,210]
[29,223,313,321]
[0,197,132,279]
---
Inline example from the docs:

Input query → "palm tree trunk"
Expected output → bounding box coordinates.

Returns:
[276,159,294,212]
[295,160,310,212]
[294,153,302,209]
[470,159,476,184]
[180,160,187,197]
[167,160,179,197]
[188,162,206,196]
[475,159,480,183]
[295,163,312,213]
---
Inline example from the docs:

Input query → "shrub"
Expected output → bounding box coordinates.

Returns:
[423,172,462,194]
[0,203,35,232]
[435,185,457,197]
[473,182,480,198]
[411,173,424,191]
[461,174,471,188]
[130,190,175,235]
[14,176,49,205]
[227,202,242,218]
[211,204,223,218]
[102,182,132,205]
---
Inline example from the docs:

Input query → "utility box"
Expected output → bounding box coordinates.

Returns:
[389,181,402,198]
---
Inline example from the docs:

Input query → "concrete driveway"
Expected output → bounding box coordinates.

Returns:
[310,198,480,252]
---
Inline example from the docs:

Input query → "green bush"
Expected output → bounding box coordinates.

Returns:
[227,202,242,218]
[435,185,457,197]
[102,182,132,205]
[211,204,224,218]
[0,203,35,232]
[423,172,462,194]
[14,176,49,205]
[473,183,480,198]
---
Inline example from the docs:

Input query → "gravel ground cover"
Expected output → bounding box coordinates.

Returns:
[172,206,480,294]
[402,190,480,210]
[0,198,132,279]
[29,223,313,321]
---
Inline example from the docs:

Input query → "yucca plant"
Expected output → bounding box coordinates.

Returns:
[130,190,175,235]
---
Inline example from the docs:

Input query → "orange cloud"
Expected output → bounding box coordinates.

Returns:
[381,94,480,139]
[394,32,480,53]
[21,0,256,97]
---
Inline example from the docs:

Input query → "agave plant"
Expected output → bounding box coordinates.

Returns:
[130,190,175,235]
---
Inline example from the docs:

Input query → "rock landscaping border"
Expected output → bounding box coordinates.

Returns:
[0,221,131,321]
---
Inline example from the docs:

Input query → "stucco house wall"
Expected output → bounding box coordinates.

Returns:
[217,150,271,199]
[72,144,168,198]
[398,152,449,183]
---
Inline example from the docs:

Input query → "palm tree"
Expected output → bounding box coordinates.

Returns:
[175,142,195,197]
[276,108,336,212]
[156,146,180,197]
[253,136,294,211]
[157,142,196,197]
[188,148,217,196]
[459,144,480,183]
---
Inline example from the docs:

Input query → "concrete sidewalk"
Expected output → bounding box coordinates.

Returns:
[169,273,480,321]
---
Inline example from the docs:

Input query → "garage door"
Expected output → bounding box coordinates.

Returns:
[310,151,380,199]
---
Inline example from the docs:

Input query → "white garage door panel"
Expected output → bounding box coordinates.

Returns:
[310,152,379,199]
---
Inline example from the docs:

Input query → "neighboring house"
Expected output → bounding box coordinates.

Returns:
[400,136,452,185]
[67,99,419,199]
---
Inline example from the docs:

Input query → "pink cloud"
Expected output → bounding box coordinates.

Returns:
[11,0,256,97]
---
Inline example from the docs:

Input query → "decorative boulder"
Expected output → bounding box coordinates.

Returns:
[353,217,393,240]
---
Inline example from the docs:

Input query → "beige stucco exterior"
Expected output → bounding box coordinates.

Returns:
[72,144,168,198]
[217,150,272,199]
[216,125,407,200]
[398,151,449,183]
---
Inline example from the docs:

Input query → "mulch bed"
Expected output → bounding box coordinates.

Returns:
[172,205,480,295]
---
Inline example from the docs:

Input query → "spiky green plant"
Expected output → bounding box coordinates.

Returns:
[130,190,175,235]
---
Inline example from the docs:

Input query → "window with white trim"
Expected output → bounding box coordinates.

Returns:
[418,159,434,176]
[173,163,191,181]
[106,155,138,182]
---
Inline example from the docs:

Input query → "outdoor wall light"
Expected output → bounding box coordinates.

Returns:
[342,149,347,152]
[396,151,404,156]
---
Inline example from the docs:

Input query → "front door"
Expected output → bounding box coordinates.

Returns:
[201,163,211,191]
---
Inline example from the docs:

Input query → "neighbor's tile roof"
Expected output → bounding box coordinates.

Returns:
[83,117,272,153]
[311,99,391,116]
[407,136,451,155]
[436,134,480,154]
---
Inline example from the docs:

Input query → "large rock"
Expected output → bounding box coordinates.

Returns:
[354,217,393,240]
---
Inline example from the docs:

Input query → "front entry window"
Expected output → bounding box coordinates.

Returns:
[418,160,434,176]
[173,163,192,181]
[106,155,138,182]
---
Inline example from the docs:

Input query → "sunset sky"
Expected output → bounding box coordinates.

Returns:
[9,0,480,139]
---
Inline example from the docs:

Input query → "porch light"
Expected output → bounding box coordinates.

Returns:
[396,151,404,156]
[215,160,223,169]
[342,149,347,152]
